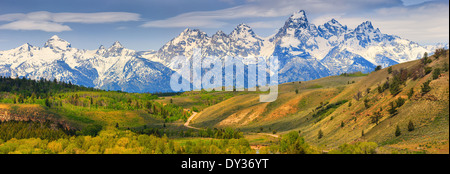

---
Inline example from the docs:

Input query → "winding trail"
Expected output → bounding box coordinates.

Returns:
[183,110,281,139]
[184,111,200,130]
[257,133,280,138]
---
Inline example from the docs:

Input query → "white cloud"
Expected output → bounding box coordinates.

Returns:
[0,20,71,32]
[141,0,448,44]
[0,11,140,32]
[328,0,449,44]
[52,12,140,23]
[141,0,403,28]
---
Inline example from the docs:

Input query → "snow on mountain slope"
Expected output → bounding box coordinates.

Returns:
[0,35,173,92]
[0,10,447,93]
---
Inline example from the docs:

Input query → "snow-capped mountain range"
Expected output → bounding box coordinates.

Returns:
[0,10,447,93]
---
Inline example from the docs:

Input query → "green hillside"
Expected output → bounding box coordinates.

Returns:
[191,49,449,153]
[0,49,448,154]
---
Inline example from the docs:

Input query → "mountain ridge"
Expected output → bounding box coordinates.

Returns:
[0,10,448,93]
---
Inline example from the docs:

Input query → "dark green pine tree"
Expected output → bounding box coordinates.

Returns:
[408,120,415,132]
[395,125,401,137]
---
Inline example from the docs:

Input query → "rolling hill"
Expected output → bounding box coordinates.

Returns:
[189,49,449,153]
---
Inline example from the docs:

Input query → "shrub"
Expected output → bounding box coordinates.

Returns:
[421,52,432,64]
[389,79,401,96]
[395,125,401,137]
[278,131,314,154]
[377,85,383,93]
[331,142,378,154]
[371,110,383,124]
[78,124,103,136]
[421,80,432,95]
[353,91,362,101]
[388,67,393,74]
[434,48,446,58]
[407,88,414,99]
[432,68,441,80]
[382,81,389,91]
[388,101,398,116]
[408,120,415,132]
[318,129,323,139]
[375,65,382,71]
[396,97,405,107]
[424,67,432,75]
[443,62,449,72]
[364,98,370,109]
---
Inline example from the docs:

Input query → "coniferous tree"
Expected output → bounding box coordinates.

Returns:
[408,120,415,132]
[371,110,383,124]
[388,101,398,116]
[432,68,441,80]
[407,88,414,99]
[318,129,323,139]
[364,98,370,109]
[375,65,382,71]
[421,80,432,95]
[395,125,401,137]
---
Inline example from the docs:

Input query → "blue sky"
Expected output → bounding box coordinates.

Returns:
[0,0,448,51]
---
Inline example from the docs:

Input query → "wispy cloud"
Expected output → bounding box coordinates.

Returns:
[141,0,403,28]
[316,0,449,44]
[0,20,71,32]
[0,11,140,32]
[140,0,448,44]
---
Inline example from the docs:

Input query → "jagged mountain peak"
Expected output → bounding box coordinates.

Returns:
[355,21,376,32]
[274,10,315,39]
[232,23,253,33]
[328,18,339,24]
[13,43,34,52]
[318,18,348,39]
[180,28,207,36]
[0,10,444,94]
[235,23,252,30]
[164,28,209,47]
[230,23,261,41]
[95,45,106,55]
[285,10,309,29]
[50,35,61,40]
[214,30,227,37]
[44,35,71,50]
[325,18,344,27]
[19,43,33,48]
[171,28,209,43]
[290,10,307,21]
[110,41,123,49]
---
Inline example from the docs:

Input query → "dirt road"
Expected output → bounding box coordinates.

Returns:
[258,133,280,138]
[184,111,200,130]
